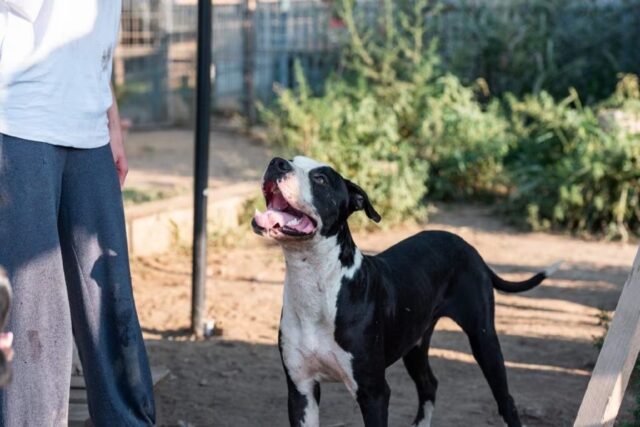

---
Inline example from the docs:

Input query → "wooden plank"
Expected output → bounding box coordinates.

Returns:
[68,403,91,427]
[574,246,640,427]
[69,388,88,404]
[70,374,85,389]
[150,365,171,386]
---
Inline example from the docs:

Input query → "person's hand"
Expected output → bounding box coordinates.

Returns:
[107,89,128,187]
[109,119,128,187]
[0,332,13,362]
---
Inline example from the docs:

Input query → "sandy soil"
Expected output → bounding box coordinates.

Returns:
[124,128,271,195]
[131,204,639,427]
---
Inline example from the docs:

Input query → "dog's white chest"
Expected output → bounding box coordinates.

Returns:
[279,241,362,397]
[280,314,357,396]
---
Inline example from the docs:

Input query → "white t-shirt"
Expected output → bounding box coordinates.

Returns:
[0,0,122,148]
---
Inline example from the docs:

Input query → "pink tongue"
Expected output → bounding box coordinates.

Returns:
[292,215,315,233]
[254,209,315,233]
[254,209,297,229]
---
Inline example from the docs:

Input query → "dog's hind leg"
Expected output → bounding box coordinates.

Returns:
[403,325,437,427]
[459,317,521,427]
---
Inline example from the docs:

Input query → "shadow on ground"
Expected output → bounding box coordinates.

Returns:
[146,327,594,427]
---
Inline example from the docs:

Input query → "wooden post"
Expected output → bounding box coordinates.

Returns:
[574,246,640,427]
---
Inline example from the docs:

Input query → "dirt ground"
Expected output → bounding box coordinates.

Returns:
[131,204,639,427]
[124,128,271,196]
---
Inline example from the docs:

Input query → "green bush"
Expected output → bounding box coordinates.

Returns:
[600,74,640,117]
[416,76,513,199]
[503,89,640,238]
[263,0,640,238]
[263,66,429,228]
[263,0,432,227]
[429,0,640,103]
[263,0,513,226]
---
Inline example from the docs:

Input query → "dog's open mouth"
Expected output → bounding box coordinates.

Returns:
[253,181,317,237]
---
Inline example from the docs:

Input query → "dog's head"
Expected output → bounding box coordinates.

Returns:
[252,156,380,242]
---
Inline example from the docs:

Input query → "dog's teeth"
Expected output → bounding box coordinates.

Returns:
[287,218,300,226]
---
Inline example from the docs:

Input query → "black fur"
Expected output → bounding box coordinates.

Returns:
[333,230,545,426]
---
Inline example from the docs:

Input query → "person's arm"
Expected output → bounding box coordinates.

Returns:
[108,86,128,187]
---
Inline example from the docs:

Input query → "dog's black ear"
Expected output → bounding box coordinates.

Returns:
[345,180,381,223]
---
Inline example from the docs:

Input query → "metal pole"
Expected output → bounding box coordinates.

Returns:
[191,0,212,337]
[242,0,256,126]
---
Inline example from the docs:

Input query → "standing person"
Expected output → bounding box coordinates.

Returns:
[0,1,156,425]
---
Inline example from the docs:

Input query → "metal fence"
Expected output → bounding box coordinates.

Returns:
[114,0,640,127]
[115,0,341,126]
[115,0,171,125]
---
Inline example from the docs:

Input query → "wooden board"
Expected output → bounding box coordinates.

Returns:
[574,246,640,427]
[68,365,170,425]
[68,403,91,427]
[150,366,171,387]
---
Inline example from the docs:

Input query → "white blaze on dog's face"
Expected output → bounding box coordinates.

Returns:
[277,156,326,225]
[252,156,381,242]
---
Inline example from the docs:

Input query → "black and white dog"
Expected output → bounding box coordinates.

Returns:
[252,156,560,427]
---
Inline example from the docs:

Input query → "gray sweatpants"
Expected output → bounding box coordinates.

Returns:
[0,134,156,426]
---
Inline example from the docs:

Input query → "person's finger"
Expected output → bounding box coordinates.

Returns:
[119,158,128,187]
[120,164,128,186]
[0,332,13,348]
[0,332,13,362]
[113,155,124,187]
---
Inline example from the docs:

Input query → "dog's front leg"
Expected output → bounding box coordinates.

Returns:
[284,372,320,427]
[356,377,390,427]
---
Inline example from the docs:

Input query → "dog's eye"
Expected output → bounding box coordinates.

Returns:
[313,174,328,185]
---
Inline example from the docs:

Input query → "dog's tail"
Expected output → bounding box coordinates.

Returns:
[488,261,563,293]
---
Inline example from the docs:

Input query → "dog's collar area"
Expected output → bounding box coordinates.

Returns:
[253,180,318,238]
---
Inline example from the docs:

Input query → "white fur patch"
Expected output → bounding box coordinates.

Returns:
[292,156,327,172]
[413,401,434,427]
[544,260,563,277]
[296,380,319,427]
[343,250,362,280]
[277,159,322,226]
[301,403,319,427]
